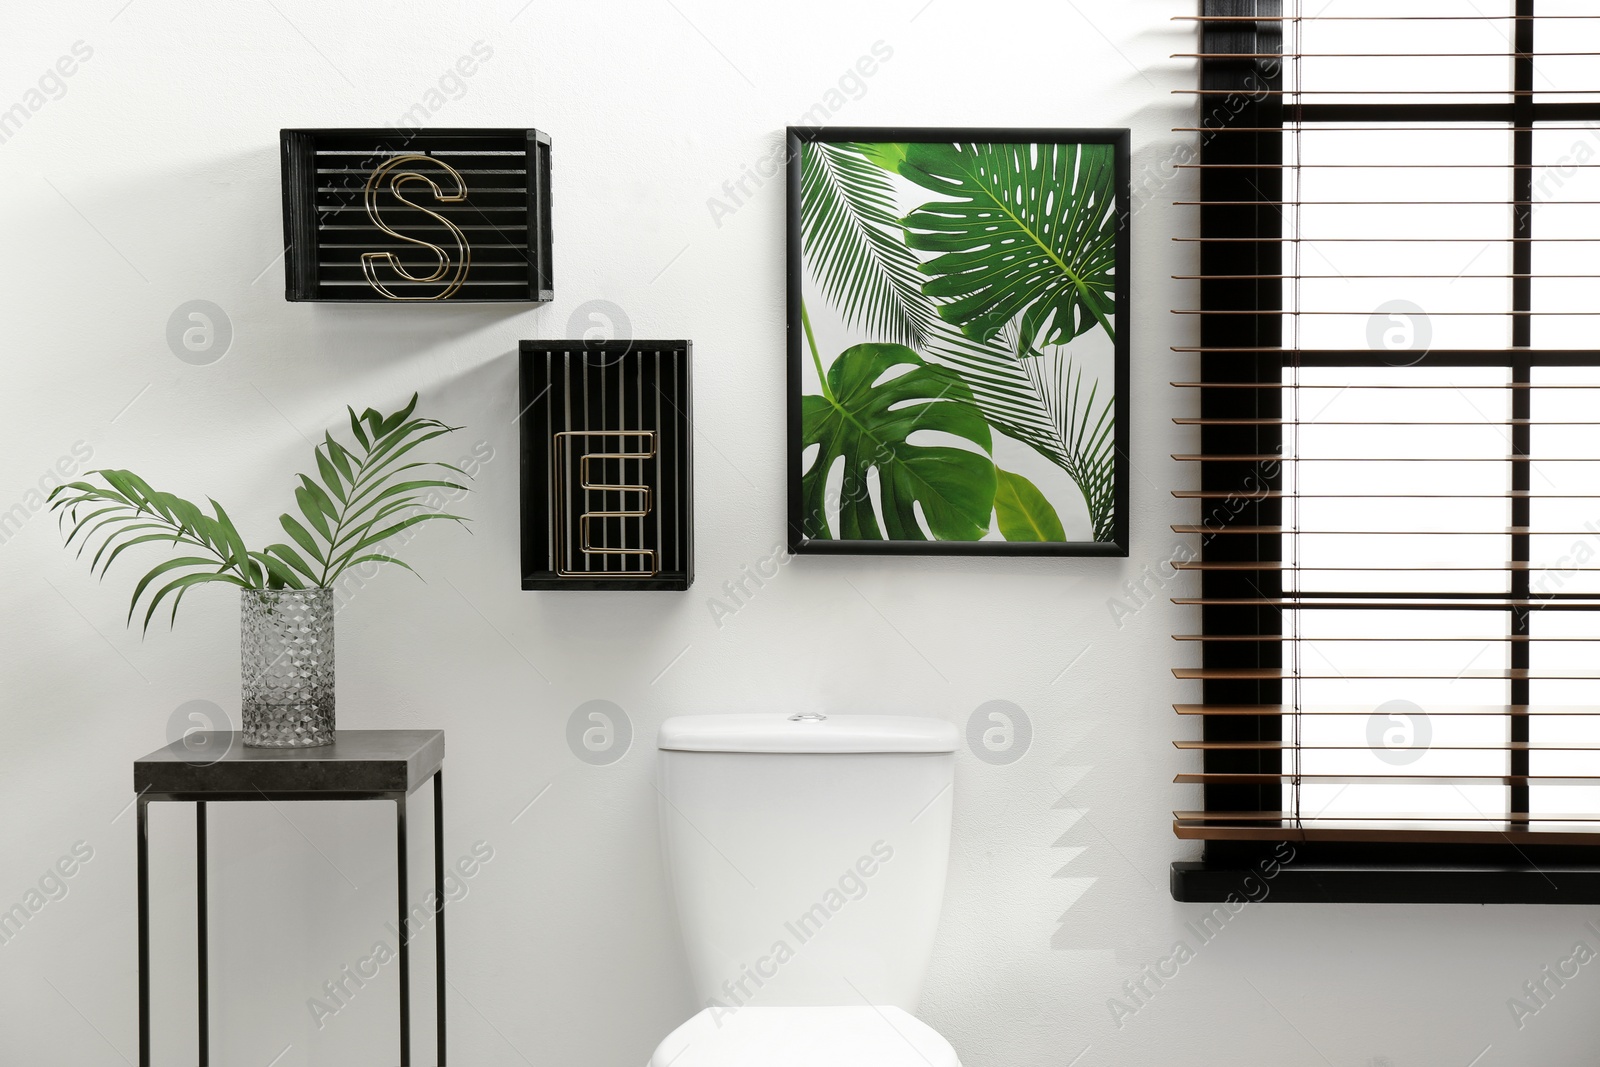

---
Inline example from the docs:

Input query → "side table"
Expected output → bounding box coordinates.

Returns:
[133,730,447,1066]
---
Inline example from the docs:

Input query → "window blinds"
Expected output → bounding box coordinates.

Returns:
[1174,0,1600,847]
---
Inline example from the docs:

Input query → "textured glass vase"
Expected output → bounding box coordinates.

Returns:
[241,588,335,748]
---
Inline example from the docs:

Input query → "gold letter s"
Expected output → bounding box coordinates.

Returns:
[360,154,471,301]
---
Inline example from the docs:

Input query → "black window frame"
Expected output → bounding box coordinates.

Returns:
[1172,0,1600,904]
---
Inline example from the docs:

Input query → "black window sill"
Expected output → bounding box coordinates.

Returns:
[1173,843,1600,904]
[1172,860,1600,904]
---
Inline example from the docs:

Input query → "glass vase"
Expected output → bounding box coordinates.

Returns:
[241,588,335,748]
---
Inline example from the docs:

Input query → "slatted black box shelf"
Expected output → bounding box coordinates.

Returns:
[519,340,694,591]
[281,128,552,303]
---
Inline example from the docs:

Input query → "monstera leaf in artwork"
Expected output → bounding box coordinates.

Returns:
[866,140,1120,352]
[800,342,996,541]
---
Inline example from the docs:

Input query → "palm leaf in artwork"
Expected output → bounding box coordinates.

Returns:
[926,324,1070,465]
[799,140,942,349]
[1029,350,1117,542]
[870,140,1120,352]
[928,325,1117,542]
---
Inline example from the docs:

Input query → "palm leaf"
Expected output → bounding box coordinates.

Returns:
[94,529,188,575]
[348,408,371,450]
[268,395,471,586]
[250,551,307,591]
[47,396,472,632]
[327,512,468,572]
[210,500,257,582]
[924,327,1118,542]
[377,393,419,436]
[1027,352,1117,541]
[278,515,326,564]
[143,569,247,633]
[344,553,416,576]
[48,471,265,631]
[316,448,347,503]
[62,502,135,551]
[874,140,1120,351]
[263,542,320,583]
[324,432,356,483]
[800,140,941,349]
[925,325,1074,468]
[337,479,467,529]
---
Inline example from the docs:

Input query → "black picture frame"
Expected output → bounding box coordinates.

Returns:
[785,126,1130,557]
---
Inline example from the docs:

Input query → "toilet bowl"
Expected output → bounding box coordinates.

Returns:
[649,1006,960,1067]
[650,713,962,1065]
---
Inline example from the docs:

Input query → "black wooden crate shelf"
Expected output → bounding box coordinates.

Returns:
[519,340,694,591]
[281,127,552,303]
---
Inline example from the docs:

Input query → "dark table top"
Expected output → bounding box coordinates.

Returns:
[134,730,444,798]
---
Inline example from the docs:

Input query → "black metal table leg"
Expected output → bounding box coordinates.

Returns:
[132,731,445,1065]
[197,801,209,1066]
[397,792,410,1067]
[137,796,151,1067]
[434,770,446,1065]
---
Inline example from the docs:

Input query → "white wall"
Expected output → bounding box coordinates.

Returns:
[1,2,1596,1064]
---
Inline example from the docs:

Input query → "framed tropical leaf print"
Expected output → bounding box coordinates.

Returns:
[786,127,1130,556]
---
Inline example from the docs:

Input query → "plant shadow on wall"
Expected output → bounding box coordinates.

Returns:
[46,395,471,747]
[796,135,1122,547]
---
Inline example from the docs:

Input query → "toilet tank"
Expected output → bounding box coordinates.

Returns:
[656,714,958,1013]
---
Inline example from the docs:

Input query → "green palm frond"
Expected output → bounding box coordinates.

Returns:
[877,140,1120,352]
[47,395,472,632]
[48,470,261,632]
[267,394,470,587]
[926,325,1072,466]
[800,140,942,349]
[1028,350,1117,541]
[927,326,1116,541]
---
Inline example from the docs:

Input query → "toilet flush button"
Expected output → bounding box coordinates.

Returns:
[789,713,828,722]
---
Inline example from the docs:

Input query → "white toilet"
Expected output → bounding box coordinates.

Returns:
[650,713,962,1066]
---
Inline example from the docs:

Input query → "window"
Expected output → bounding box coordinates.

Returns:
[1172,0,1600,903]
